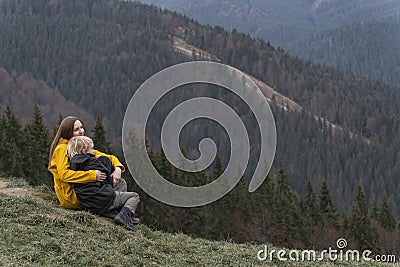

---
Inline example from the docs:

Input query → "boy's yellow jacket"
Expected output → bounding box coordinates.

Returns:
[49,138,125,209]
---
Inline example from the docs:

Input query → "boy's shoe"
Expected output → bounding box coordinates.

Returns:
[132,217,140,224]
[114,212,137,231]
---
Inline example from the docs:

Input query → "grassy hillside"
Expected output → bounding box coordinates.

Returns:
[0,175,396,266]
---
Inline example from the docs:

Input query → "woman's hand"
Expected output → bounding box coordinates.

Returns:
[111,167,122,187]
[95,170,106,182]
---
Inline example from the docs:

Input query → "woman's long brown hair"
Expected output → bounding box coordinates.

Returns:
[48,116,80,169]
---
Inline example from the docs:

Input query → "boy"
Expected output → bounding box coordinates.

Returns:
[67,136,139,231]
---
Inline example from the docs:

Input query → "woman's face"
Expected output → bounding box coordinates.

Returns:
[73,120,85,137]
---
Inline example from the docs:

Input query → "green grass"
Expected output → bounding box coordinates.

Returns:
[0,176,398,266]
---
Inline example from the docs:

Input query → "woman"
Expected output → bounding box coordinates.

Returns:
[48,116,126,209]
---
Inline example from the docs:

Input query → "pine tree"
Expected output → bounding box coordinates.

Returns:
[371,199,379,220]
[349,183,380,252]
[378,195,396,230]
[229,178,252,243]
[256,174,275,237]
[304,180,321,227]
[303,179,322,245]
[211,154,223,180]
[342,213,349,232]
[272,166,309,247]
[0,107,25,178]
[206,153,233,241]
[91,114,113,154]
[158,148,172,181]
[53,113,63,137]
[23,105,51,185]
[0,114,5,174]
[319,180,338,226]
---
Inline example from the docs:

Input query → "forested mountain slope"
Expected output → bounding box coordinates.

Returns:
[290,14,400,86]
[138,0,400,86]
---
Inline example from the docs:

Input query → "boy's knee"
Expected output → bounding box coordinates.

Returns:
[129,192,140,202]
[115,178,127,192]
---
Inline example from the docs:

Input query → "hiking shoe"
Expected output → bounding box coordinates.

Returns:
[114,212,137,231]
[132,217,140,225]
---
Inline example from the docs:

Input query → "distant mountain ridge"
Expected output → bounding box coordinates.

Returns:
[290,13,400,86]
[138,0,400,86]
[139,0,400,44]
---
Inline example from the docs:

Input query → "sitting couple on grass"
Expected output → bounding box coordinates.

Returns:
[48,116,139,231]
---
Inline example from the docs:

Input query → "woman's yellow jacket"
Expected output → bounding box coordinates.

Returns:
[49,138,125,209]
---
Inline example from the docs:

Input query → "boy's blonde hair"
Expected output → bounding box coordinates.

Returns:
[67,136,94,158]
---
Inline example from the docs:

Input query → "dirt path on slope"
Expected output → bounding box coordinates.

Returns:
[0,180,48,204]
[0,180,113,225]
